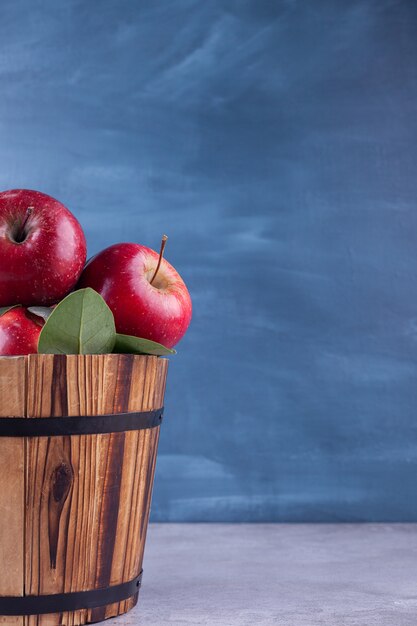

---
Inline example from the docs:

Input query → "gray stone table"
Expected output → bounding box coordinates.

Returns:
[105,523,417,626]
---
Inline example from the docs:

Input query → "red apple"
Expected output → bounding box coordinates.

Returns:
[0,307,43,355]
[78,239,192,348]
[0,189,87,307]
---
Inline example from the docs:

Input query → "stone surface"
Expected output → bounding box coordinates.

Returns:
[104,523,417,626]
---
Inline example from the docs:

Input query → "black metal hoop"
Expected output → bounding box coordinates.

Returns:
[0,408,164,437]
[0,571,142,615]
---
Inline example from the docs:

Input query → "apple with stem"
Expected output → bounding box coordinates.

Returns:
[0,307,43,355]
[0,189,87,307]
[78,236,192,348]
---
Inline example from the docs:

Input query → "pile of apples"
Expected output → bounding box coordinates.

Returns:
[0,189,192,356]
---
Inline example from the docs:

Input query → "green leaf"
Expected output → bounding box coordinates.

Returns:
[0,305,20,316]
[38,288,116,355]
[114,333,176,356]
[27,306,53,322]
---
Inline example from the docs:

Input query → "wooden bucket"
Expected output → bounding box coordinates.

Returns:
[0,353,168,625]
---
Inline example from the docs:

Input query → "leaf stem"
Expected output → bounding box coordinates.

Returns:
[150,235,168,285]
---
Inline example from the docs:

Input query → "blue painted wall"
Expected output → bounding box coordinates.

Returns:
[1,0,417,521]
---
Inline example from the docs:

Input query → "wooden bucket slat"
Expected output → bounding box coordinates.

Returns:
[0,356,26,626]
[0,354,168,626]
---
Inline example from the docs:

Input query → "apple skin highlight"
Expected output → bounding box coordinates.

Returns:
[0,189,87,307]
[78,242,192,348]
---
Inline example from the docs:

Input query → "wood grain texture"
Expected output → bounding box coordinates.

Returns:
[0,354,167,626]
[0,357,26,626]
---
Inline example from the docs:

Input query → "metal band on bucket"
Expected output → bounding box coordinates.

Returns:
[0,571,143,615]
[0,408,164,436]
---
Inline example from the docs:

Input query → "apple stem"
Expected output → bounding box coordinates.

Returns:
[16,206,33,242]
[150,235,168,285]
